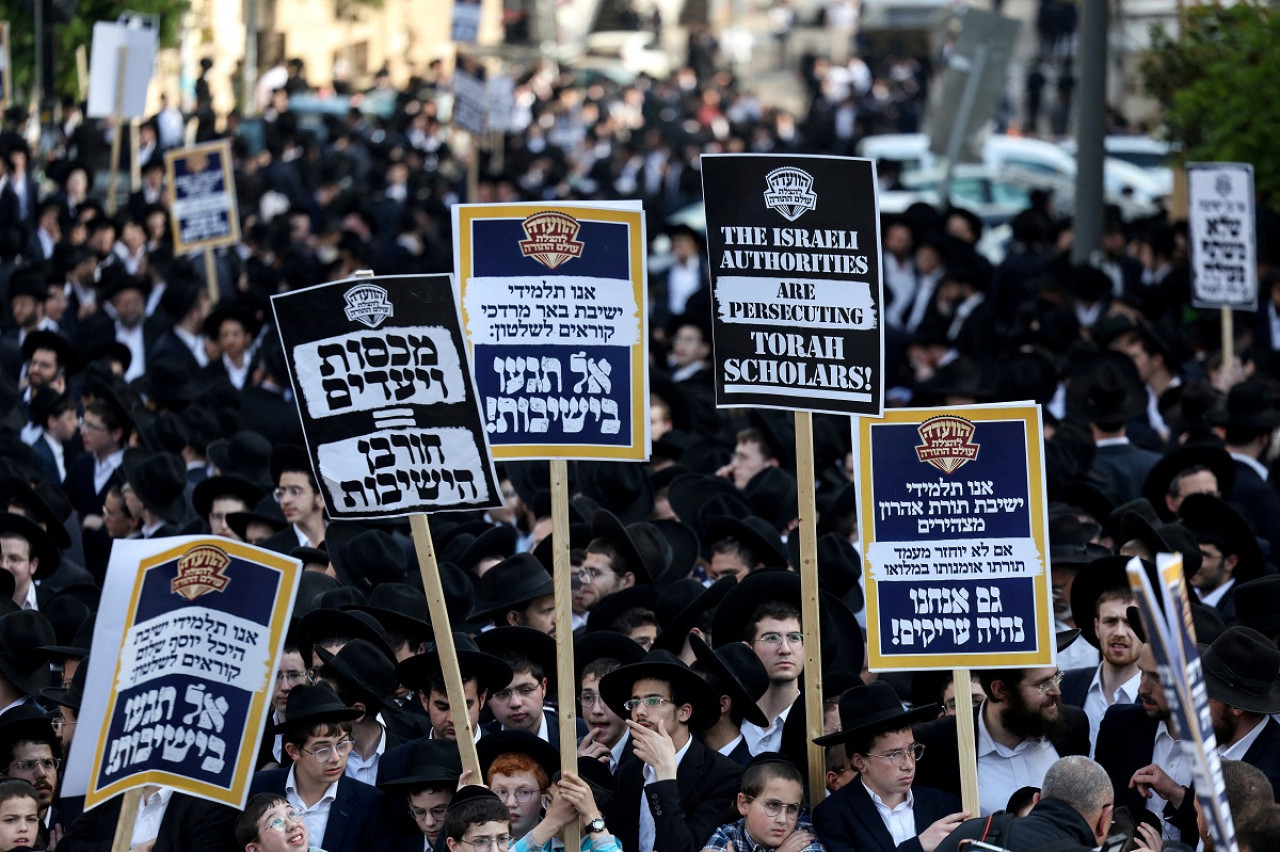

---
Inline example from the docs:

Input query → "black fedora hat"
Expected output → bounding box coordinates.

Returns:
[451,524,519,573]
[21,329,78,374]
[787,532,865,613]
[689,633,769,727]
[652,576,736,654]
[208,431,274,489]
[1142,442,1235,522]
[1211,380,1280,433]
[574,630,647,685]
[650,519,700,584]
[36,598,91,660]
[437,562,483,634]
[122,449,188,524]
[590,510,652,585]
[270,443,313,487]
[0,610,57,695]
[0,476,71,550]
[0,703,57,748]
[191,475,263,521]
[131,358,199,409]
[470,553,554,624]
[204,301,263,341]
[666,474,753,550]
[397,633,514,697]
[532,523,592,574]
[1068,555,1135,650]
[585,585,658,635]
[1118,512,1202,578]
[742,467,798,533]
[0,512,59,579]
[577,461,654,525]
[705,515,787,568]
[377,739,462,792]
[297,608,397,665]
[1235,576,1280,638]
[316,639,397,709]
[227,494,287,541]
[477,729,560,781]
[291,546,330,568]
[1179,494,1265,584]
[813,681,940,746]
[475,626,558,683]
[345,583,432,639]
[41,653,89,711]
[1067,351,1146,424]
[330,526,408,592]
[274,682,362,732]
[1200,627,1280,714]
[293,572,343,618]
[598,648,721,732]
[626,522,674,585]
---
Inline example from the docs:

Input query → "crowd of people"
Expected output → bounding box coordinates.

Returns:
[1,21,1280,852]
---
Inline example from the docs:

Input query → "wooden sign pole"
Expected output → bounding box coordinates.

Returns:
[204,247,220,305]
[550,458,581,852]
[794,411,826,802]
[105,43,129,216]
[108,789,143,852]
[952,666,980,816]
[129,118,142,192]
[1222,308,1234,374]
[466,132,480,202]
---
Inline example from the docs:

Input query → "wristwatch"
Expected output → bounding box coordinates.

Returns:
[585,817,608,834]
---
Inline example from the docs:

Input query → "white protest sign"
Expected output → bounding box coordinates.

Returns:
[1189,162,1257,311]
[87,21,158,119]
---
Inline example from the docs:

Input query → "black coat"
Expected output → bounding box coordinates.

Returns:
[1226,458,1280,581]
[250,767,388,852]
[812,778,962,852]
[59,790,239,852]
[933,796,1098,852]
[1088,442,1162,504]
[1059,666,1095,711]
[1094,703,1198,843]
[607,734,743,852]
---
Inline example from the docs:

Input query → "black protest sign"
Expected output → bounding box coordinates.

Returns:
[271,274,502,519]
[701,154,884,416]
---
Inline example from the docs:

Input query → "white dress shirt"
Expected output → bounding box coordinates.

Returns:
[741,699,795,756]
[975,702,1061,815]
[131,786,174,847]
[638,734,693,852]
[1220,715,1269,761]
[1149,720,1190,838]
[94,449,126,495]
[1083,666,1141,756]
[865,781,916,846]
[344,718,388,785]
[286,764,340,848]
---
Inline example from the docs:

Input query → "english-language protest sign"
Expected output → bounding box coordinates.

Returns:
[700,154,884,416]
[1188,162,1256,311]
[452,201,650,460]
[1128,554,1237,851]
[271,274,503,518]
[165,139,240,253]
[855,403,1054,670]
[62,537,300,809]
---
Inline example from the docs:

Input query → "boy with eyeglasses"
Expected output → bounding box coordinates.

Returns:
[260,445,327,555]
[249,684,388,852]
[701,755,822,852]
[237,793,325,852]
[444,787,513,852]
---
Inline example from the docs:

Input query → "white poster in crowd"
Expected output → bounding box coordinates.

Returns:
[1188,162,1257,311]
[87,21,158,119]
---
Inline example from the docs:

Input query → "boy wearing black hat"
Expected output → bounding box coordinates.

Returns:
[444,787,511,852]
[377,739,462,851]
[0,514,58,610]
[812,683,966,852]
[475,628,561,745]
[397,635,512,744]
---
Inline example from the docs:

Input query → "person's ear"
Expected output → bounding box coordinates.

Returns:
[677,703,693,724]
[283,742,300,762]
[989,678,1011,702]
[620,572,636,589]
[849,752,869,775]
[719,695,731,717]
[737,792,750,817]
[505,610,521,627]
[352,701,368,722]
[1030,791,1041,809]
[1093,803,1114,843]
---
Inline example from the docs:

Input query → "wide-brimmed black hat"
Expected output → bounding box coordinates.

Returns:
[98,265,148,303]
[1068,556,1137,649]
[274,682,362,732]
[297,608,397,665]
[1179,494,1264,584]
[0,512,59,579]
[1142,442,1236,522]
[577,461,654,524]
[1200,626,1280,714]
[316,638,396,709]
[208,431,274,489]
[441,524,519,572]
[574,630,646,685]
[475,626,557,683]
[1235,576,1280,638]
[704,515,787,568]
[652,576,736,654]
[787,532,865,613]
[626,522,673,584]
[41,653,89,711]
[21,329,77,374]
[397,633,514,697]
[585,585,658,635]
[122,449,188,524]
[650,519,700,584]
[813,681,940,746]
[532,523,592,574]
[689,634,768,727]
[294,572,342,618]
[377,739,462,792]
[227,494,287,541]
[329,526,407,591]
[37,599,92,660]
[270,444,313,487]
[590,510,652,585]
[345,583,431,639]
[292,546,330,568]
[470,553,554,624]
[0,477,71,550]
[1211,380,1280,433]
[132,358,199,409]
[204,301,262,340]
[742,467,798,533]
[192,475,263,521]
[1118,512,1202,578]
[477,729,559,781]
[665,474,753,548]
[598,648,721,732]
[0,703,57,747]
[0,610,56,695]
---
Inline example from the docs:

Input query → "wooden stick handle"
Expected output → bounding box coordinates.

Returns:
[550,459,581,851]
[795,411,826,802]
[105,43,128,216]
[953,666,980,816]
[109,788,144,852]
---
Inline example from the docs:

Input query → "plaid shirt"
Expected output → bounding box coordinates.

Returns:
[700,816,826,852]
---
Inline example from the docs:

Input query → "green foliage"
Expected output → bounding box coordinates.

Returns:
[1141,2,1280,206]
[0,0,186,102]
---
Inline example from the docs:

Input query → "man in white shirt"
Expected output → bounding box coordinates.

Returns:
[396,632,512,744]
[314,639,399,786]
[689,634,769,766]
[476,627,562,746]
[1180,494,1264,626]
[0,513,58,611]
[260,445,328,554]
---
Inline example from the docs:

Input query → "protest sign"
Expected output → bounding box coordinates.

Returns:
[855,403,1054,670]
[452,201,649,460]
[271,273,503,519]
[1127,554,1237,852]
[86,21,157,119]
[1188,162,1256,311]
[452,0,482,42]
[62,537,300,809]
[700,154,884,416]
[165,140,240,253]
[453,53,488,137]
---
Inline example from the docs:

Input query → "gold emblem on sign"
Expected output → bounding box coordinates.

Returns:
[171,544,232,600]
[915,416,980,474]
[518,211,585,269]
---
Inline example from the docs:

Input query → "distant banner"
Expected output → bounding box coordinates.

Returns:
[62,537,299,809]
[1188,162,1256,311]
[165,139,240,253]
[855,403,1054,670]
[451,0,481,42]
[701,154,884,416]
[453,202,649,461]
[453,53,487,136]
[272,274,502,518]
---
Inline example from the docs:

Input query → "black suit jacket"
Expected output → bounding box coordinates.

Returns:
[1229,459,1280,570]
[149,328,207,376]
[607,734,743,852]
[1089,442,1162,504]
[250,767,388,852]
[1241,716,1280,802]
[813,778,962,852]
[1095,703,1198,842]
[913,703,1091,802]
[59,790,239,852]
[1059,666,1095,711]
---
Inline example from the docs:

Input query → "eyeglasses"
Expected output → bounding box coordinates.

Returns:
[49,717,76,734]
[623,695,674,712]
[1031,672,1065,695]
[258,811,304,835]
[745,797,802,820]
[273,485,309,502]
[578,566,615,583]
[458,835,512,852]
[78,418,106,433]
[409,805,449,822]
[944,696,984,712]
[300,739,355,761]
[492,787,541,804]
[864,743,926,764]
[751,632,805,648]
[275,669,308,685]
[830,766,854,776]
[579,692,602,708]
[9,757,61,774]
[492,684,540,702]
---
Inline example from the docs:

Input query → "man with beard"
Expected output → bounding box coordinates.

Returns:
[914,661,1090,815]
[1203,627,1280,798]
[1059,556,1142,753]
